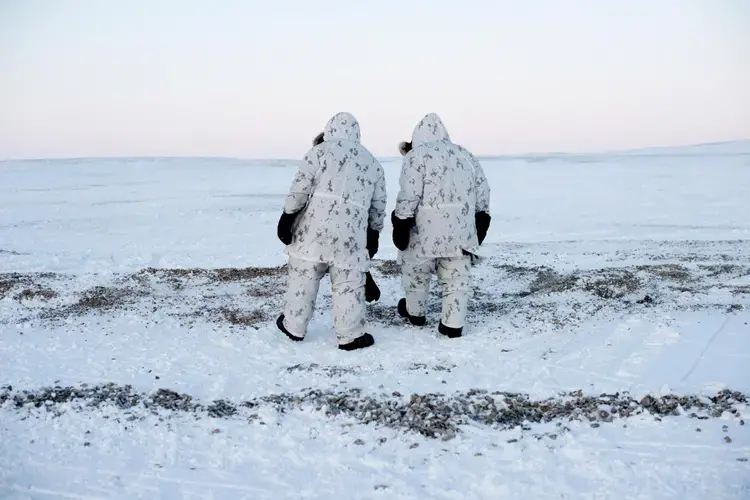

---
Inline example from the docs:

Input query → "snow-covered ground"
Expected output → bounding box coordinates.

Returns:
[1,144,749,499]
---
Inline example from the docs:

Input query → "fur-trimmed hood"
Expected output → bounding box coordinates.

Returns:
[398,140,412,156]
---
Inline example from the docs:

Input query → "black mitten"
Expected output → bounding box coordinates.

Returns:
[277,210,301,245]
[366,227,379,258]
[475,211,491,245]
[391,210,415,251]
[365,271,381,303]
[312,132,325,146]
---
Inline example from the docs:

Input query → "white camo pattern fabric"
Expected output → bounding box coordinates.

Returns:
[282,257,366,344]
[402,255,472,328]
[395,113,491,261]
[284,112,387,271]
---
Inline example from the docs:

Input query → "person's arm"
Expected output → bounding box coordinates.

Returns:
[367,164,387,258]
[392,154,424,251]
[468,151,491,245]
[277,150,318,245]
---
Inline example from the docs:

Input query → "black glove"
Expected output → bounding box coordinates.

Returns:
[277,210,302,245]
[365,271,381,303]
[367,227,379,258]
[475,211,491,245]
[312,132,325,146]
[398,141,413,156]
[391,210,415,252]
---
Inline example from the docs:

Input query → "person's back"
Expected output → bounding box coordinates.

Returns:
[286,112,386,271]
[276,112,386,351]
[392,113,491,339]
[394,113,490,260]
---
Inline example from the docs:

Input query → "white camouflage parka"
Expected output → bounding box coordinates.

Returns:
[284,112,387,271]
[394,113,491,261]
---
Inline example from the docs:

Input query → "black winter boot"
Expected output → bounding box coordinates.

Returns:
[398,298,426,326]
[338,333,375,351]
[438,321,463,338]
[276,314,304,342]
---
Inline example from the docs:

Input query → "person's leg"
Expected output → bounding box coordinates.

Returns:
[278,257,328,340]
[330,265,373,350]
[398,259,433,325]
[436,255,472,338]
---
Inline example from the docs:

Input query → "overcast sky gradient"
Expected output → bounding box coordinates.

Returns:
[1,0,748,159]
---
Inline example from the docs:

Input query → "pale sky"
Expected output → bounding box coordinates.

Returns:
[1,0,748,159]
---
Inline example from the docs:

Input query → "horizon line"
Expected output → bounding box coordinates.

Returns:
[1,138,748,163]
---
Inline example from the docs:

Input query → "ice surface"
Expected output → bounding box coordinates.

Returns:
[1,146,749,499]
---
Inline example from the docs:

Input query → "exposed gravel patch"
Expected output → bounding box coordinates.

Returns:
[528,268,580,295]
[0,249,29,256]
[43,285,146,319]
[496,263,537,277]
[636,264,693,282]
[697,264,750,279]
[13,288,58,301]
[136,266,286,283]
[285,363,362,377]
[408,363,456,373]
[373,260,400,277]
[4,255,749,332]
[0,272,58,299]
[2,384,746,440]
[217,307,269,326]
[582,269,641,299]
[367,302,403,326]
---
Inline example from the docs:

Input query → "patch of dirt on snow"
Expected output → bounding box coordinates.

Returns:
[697,264,750,279]
[0,276,27,299]
[523,267,642,300]
[367,303,403,326]
[408,363,457,373]
[0,272,58,299]
[6,249,748,331]
[43,285,147,319]
[218,307,269,326]
[75,286,140,312]
[286,363,362,377]
[245,282,284,298]
[3,384,747,441]
[527,268,580,295]
[13,287,58,301]
[635,264,693,283]
[184,306,269,327]
[373,260,400,277]
[0,249,29,256]
[582,269,641,300]
[495,263,538,277]
[469,289,512,315]
[136,266,286,284]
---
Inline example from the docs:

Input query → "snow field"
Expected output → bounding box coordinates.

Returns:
[1,146,750,498]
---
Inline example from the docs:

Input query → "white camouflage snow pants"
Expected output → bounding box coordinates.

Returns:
[282,257,366,344]
[401,255,473,329]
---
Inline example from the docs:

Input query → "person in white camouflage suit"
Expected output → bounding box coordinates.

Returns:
[276,112,387,351]
[392,113,491,338]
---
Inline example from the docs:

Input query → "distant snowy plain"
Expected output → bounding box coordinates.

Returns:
[1,142,749,499]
